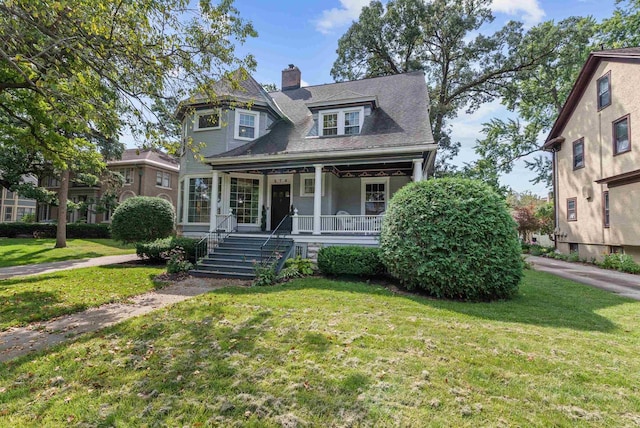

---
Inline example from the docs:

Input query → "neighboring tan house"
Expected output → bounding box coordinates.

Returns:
[38,149,179,223]
[177,65,436,267]
[0,176,38,223]
[543,47,640,261]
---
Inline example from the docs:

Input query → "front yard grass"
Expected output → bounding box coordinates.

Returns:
[0,265,164,330]
[1,270,639,426]
[0,238,135,268]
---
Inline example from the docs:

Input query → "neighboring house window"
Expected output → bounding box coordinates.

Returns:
[45,177,60,187]
[230,177,260,224]
[16,207,34,220]
[603,191,610,228]
[597,72,611,110]
[569,243,579,254]
[234,109,259,141]
[299,173,325,197]
[573,138,585,169]
[195,109,221,131]
[156,171,171,188]
[5,190,14,200]
[4,206,12,221]
[188,177,212,223]
[319,107,365,136]
[567,197,577,221]
[613,115,630,155]
[120,168,134,185]
[361,178,388,215]
[103,209,111,222]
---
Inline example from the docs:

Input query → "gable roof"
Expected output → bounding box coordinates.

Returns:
[207,71,434,162]
[107,149,179,172]
[544,47,640,149]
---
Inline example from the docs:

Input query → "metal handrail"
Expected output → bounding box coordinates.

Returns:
[194,213,236,266]
[260,214,292,268]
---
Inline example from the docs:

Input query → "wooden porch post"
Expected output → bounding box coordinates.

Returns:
[313,164,323,235]
[413,159,424,182]
[209,170,219,232]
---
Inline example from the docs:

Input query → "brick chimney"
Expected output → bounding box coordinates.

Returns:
[282,64,301,91]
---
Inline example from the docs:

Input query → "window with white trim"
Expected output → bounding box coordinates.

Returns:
[188,177,212,223]
[319,107,365,136]
[156,171,171,188]
[299,173,325,197]
[361,178,388,215]
[4,206,13,221]
[194,109,221,131]
[234,109,259,141]
[230,177,261,224]
[119,168,134,185]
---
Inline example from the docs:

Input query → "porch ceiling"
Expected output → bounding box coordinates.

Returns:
[231,161,413,178]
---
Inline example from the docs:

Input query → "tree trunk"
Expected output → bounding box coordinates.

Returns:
[55,169,69,248]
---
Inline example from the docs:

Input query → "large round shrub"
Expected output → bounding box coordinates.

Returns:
[111,196,175,243]
[380,178,522,301]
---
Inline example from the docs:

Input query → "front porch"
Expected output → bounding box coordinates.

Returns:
[178,157,428,239]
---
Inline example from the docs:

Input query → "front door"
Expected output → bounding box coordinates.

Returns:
[270,184,290,230]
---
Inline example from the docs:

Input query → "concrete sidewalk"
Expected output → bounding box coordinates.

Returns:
[0,254,140,280]
[528,255,640,301]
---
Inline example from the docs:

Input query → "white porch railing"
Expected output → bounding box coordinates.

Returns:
[214,213,237,232]
[292,212,384,234]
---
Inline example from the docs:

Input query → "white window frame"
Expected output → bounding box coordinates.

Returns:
[4,206,14,222]
[361,177,389,215]
[194,108,221,131]
[319,106,365,137]
[229,172,263,226]
[234,109,260,141]
[299,173,325,197]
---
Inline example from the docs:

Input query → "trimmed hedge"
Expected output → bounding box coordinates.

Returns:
[111,196,175,244]
[0,222,111,239]
[136,236,199,262]
[317,246,385,277]
[380,178,522,301]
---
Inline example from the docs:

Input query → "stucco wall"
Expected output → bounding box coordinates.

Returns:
[555,59,640,259]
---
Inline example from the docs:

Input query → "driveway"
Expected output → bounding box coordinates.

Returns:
[528,255,640,301]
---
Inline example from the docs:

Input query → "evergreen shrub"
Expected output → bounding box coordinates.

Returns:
[317,246,385,277]
[136,236,199,262]
[111,196,174,244]
[380,178,522,301]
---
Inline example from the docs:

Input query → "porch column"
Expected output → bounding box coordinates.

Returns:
[413,158,424,182]
[313,164,323,235]
[209,170,219,232]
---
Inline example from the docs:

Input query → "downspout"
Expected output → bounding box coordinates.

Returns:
[552,148,559,250]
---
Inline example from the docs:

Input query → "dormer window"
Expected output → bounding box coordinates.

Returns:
[194,109,221,131]
[235,109,259,141]
[319,107,364,136]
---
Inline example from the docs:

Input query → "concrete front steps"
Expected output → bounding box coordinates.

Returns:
[190,235,293,279]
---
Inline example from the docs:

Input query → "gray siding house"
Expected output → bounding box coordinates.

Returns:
[177,66,436,253]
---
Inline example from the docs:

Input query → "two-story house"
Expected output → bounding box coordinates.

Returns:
[0,176,38,223]
[544,47,640,261]
[38,149,179,223]
[177,65,436,261]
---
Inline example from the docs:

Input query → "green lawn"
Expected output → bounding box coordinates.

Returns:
[1,270,638,426]
[0,265,164,330]
[0,238,135,268]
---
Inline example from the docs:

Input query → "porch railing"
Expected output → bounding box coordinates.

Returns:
[260,214,293,272]
[194,212,237,264]
[292,212,385,234]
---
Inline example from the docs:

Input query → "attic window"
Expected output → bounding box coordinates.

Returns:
[597,72,611,110]
[194,109,221,131]
[319,107,364,136]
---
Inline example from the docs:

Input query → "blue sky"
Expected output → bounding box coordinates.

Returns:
[184,0,621,195]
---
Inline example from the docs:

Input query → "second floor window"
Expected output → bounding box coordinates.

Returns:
[156,171,170,188]
[234,109,259,140]
[613,115,630,155]
[195,110,221,130]
[319,107,364,136]
[567,197,577,221]
[121,168,134,185]
[573,138,584,169]
[597,72,611,110]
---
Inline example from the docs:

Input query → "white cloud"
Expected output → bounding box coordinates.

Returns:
[300,79,310,88]
[314,0,370,34]
[491,0,545,27]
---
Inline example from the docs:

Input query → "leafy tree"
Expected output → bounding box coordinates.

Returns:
[512,204,540,242]
[597,0,640,48]
[0,0,256,246]
[535,202,555,238]
[471,17,597,188]
[331,0,557,172]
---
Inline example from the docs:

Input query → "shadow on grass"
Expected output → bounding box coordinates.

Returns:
[208,271,631,333]
[0,290,87,330]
